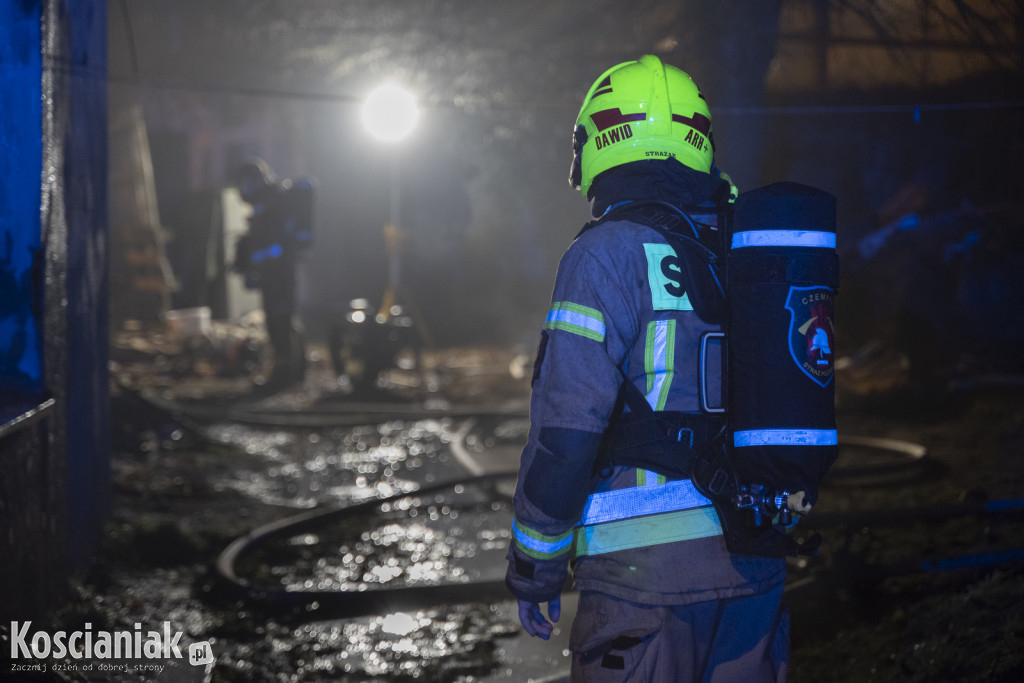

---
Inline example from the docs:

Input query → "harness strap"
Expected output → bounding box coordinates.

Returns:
[602,374,724,480]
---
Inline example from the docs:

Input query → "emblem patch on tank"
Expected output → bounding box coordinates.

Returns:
[785,286,835,387]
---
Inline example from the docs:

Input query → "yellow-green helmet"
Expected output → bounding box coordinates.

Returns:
[569,55,714,197]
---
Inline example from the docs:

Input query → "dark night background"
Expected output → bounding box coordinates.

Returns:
[106,0,1024,365]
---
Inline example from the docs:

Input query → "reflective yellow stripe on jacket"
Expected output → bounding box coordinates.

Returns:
[573,478,723,557]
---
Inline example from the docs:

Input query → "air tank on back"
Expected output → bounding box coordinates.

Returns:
[726,182,839,507]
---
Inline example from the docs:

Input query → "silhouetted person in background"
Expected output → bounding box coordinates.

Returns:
[234,157,314,391]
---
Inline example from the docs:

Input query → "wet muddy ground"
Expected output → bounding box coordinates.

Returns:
[6,336,1024,682]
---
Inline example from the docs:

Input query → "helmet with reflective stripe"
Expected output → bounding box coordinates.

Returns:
[569,55,714,197]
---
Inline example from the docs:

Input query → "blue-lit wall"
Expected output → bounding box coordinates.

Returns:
[0,2,44,394]
[1,0,109,622]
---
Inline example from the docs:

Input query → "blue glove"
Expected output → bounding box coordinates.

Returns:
[517,597,561,640]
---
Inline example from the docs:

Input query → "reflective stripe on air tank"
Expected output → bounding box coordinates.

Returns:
[731,230,836,249]
[733,429,839,447]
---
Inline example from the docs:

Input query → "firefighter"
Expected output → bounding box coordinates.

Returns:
[234,157,312,390]
[505,56,788,681]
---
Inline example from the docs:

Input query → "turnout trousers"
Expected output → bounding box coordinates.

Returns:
[569,582,788,683]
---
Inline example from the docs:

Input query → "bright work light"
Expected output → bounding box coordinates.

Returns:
[361,84,419,143]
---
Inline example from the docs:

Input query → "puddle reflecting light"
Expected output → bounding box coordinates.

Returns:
[381,612,419,636]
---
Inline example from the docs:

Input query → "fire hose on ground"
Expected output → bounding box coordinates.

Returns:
[209,427,1024,622]
[212,469,520,621]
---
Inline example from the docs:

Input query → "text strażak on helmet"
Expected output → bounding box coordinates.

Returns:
[569,54,714,197]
